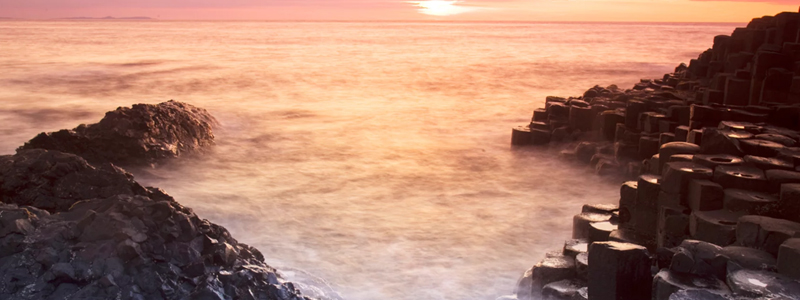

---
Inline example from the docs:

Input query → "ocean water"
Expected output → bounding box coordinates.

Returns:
[0,21,738,300]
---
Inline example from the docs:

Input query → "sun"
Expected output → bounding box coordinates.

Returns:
[409,1,474,16]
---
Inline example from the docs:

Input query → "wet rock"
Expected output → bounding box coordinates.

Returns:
[572,212,612,239]
[574,252,588,280]
[652,269,730,300]
[588,242,651,300]
[562,239,589,258]
[511,126,534,146]
[18,100,217,167]
[727,269,797,298]
[529,255,577,296]
[756,133,797,147]
[588,221,617,244]
[542,279,583,300]
[667,289,729,300]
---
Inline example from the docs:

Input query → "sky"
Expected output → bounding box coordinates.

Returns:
[0,0,797,22]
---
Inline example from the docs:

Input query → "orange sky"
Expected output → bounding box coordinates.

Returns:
[0,0,797,22]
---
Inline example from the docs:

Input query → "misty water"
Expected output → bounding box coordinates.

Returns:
[0,21,738,300]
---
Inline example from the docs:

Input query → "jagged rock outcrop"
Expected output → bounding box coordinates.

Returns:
[18,100,217,167]
[0,149,311,300]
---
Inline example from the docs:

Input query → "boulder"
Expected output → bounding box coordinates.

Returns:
[18,100,217,167]
[587,242,652,300]
[542,279,584,300]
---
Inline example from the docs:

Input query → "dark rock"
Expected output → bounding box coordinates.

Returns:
[743,155,794,171]
[0,150,148,213]
[777,238,800,280]
[652,269,730,300]
[689,210,740,247]
[687,179,724,212]
[18,100,217,167]
[712,165,767,191]
[737,215,800,255]
[692,154,744,169]
[587,242,651,300]
[723,189,778,215]
[722,245,777,271]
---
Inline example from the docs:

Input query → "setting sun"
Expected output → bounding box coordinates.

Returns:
[410,0,475,16]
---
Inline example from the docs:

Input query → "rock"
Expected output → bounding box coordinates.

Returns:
[727,269,798,298]
[690,210,740,247]
[667,289,729,300]
[712,165,767,191]
[659,142,702,172]
[678,240,728,279]
[515,267,534,300]
[756,133,797,147]
[765,169,800,193]
[692,154,744,169]
[587,242,651,300]
[658,206,691,249]
[670,247,695,274]
[542,279,583,300]
[562,239,589,258]
[777,238,800,280]
[18,100,217,167]
[723,189,778,215]
[743,155,794,171]
[581,203,618,215]
[737,215,800,255]
[700,128,747,156]
[652,269,730,300]
[722,245,777,271]
[512,126,534,146]
[779,183,800,222]
[740,139,786,157]
[572,212,611,239]
[588,221,617,244]
[661,162,713,201]
[0,149,148,212]
[574,252,588,280]
[529,255,577,296]
[687,180,724,211]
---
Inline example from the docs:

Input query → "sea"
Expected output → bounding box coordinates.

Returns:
[0,20,739,300]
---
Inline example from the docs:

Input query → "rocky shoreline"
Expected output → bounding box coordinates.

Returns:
[0,101,313,300]
[511,9,800,300]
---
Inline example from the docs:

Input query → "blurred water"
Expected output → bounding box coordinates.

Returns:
[0,21,739,300]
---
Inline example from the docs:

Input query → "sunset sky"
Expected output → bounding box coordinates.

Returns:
[0,0,797,22]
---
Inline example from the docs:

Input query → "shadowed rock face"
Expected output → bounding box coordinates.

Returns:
[18,100,217,167]
[0,149,149,213]
[0,150,311,300]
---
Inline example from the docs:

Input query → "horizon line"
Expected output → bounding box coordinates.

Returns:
[0,18,747,25]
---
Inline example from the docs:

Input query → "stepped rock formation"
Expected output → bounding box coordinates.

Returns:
[513,9,800,300]
[1,102,314,300]
[19,100,217,167]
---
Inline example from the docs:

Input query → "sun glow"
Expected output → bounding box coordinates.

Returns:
[410,1,475,16]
